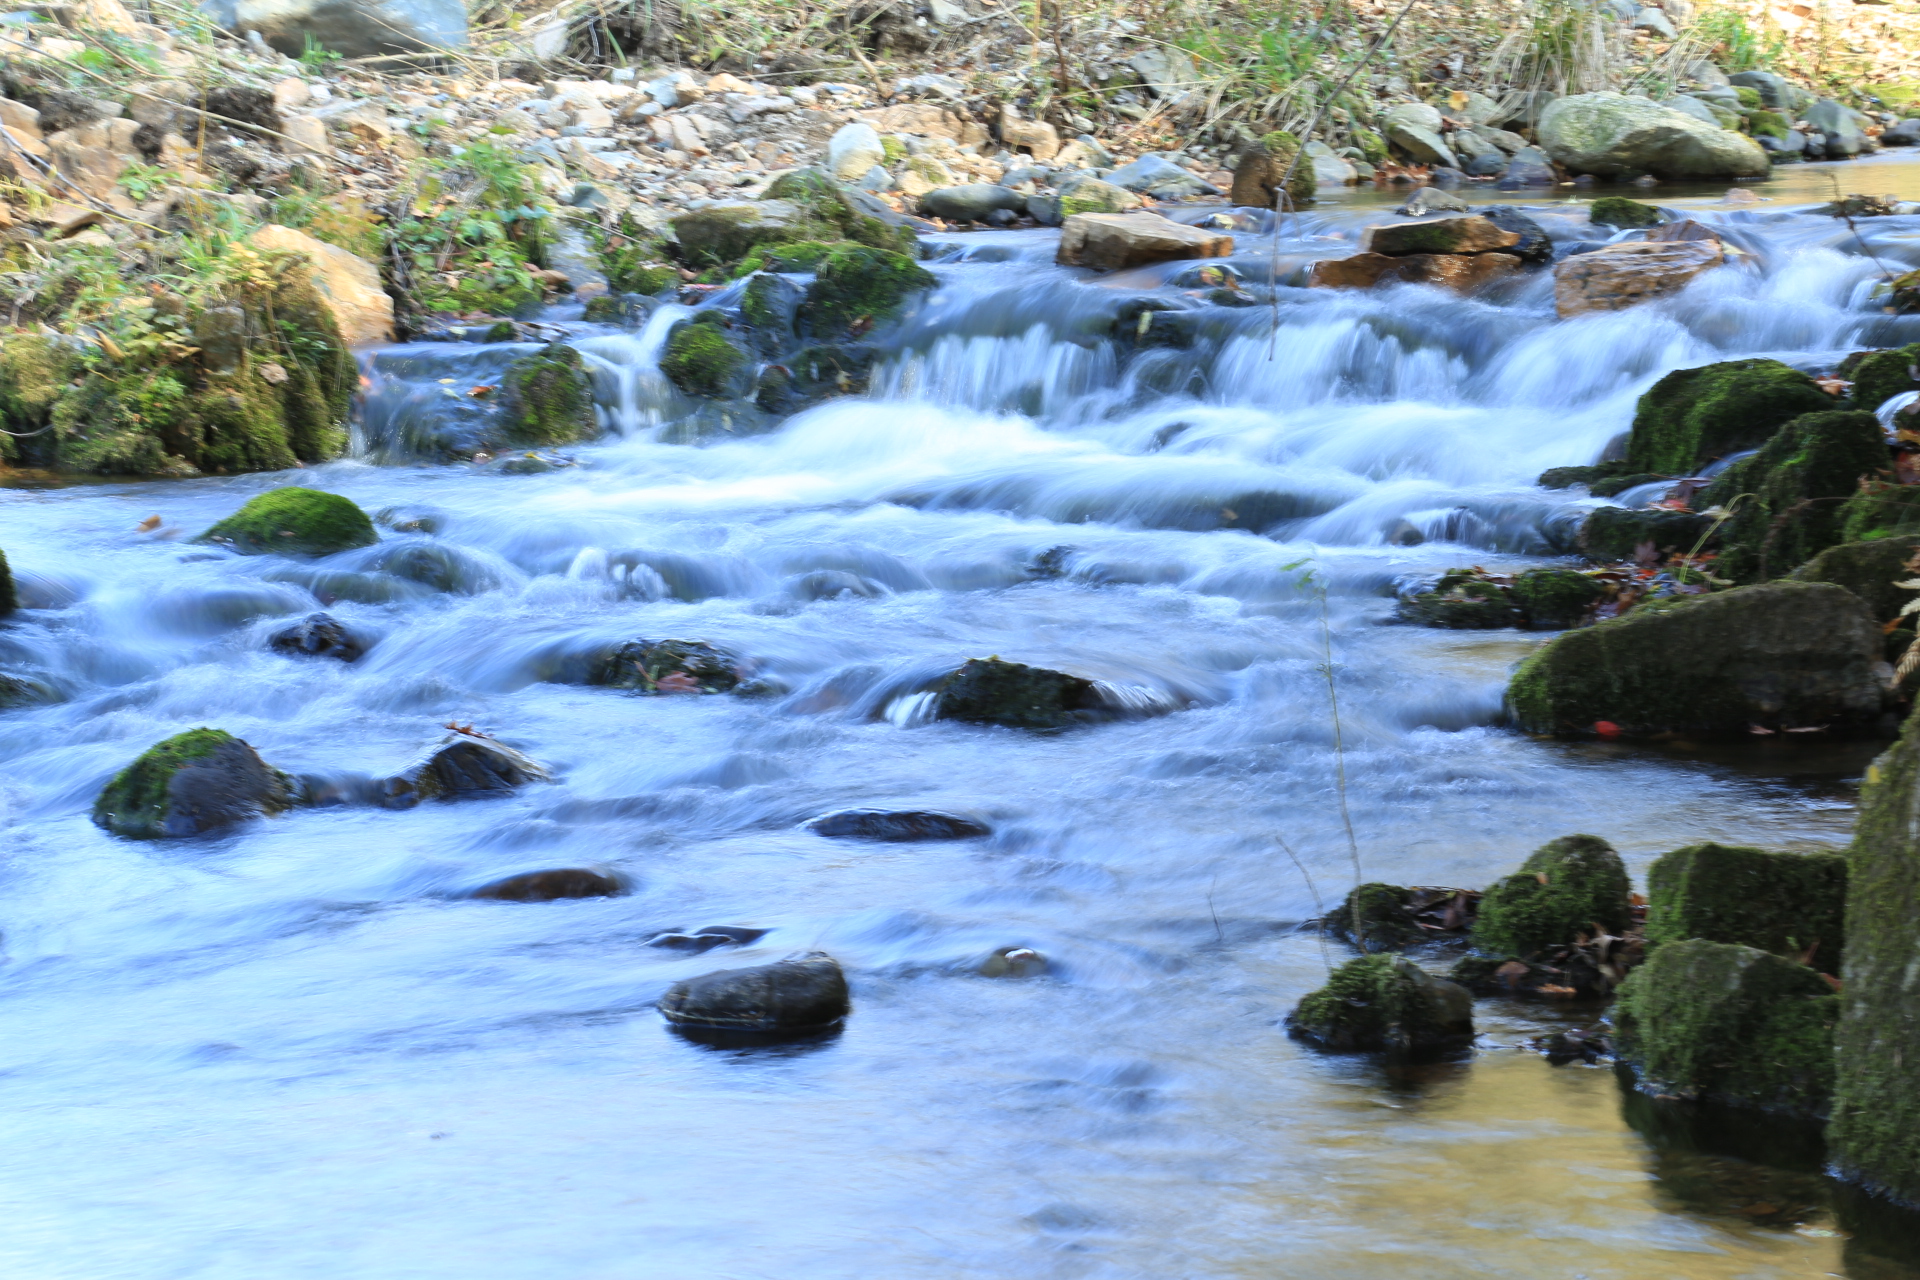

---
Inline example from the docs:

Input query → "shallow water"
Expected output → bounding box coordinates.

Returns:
[6,154,1920,1277]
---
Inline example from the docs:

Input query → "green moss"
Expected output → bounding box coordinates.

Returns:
[0,547,13,618]
[1473,834,1631,957]
[1328,882,1423,950]
[197,487,377,557]
[799,243,936,336]
[1261,129,1318,204]
[90,727,292,840]
[1734,86,1763,109]
[0,333,73,463]
[936,657,1097,729]
[741,272,799,333]
[1400,575,1518,628]
[497,342,597,445]
[762,167,919,256]
[1577,506,1714,562]
[879,134,907,165]
[1511,567,1607,628]
[1830,710,1920,1200]
[1352,127,1389,165]
[1058,181,1136,217]
[1839,480,1920,543]
[1747,109,1791,141]
[1614,938,1837,1117]
[660,323,748,399]
[1505,580,1883,738]
[1846,342,1920,411]
[1626,358,1834,476]
[1701,410,1887,581]
[1538,464,1630,490]
[1286,952,1474,1053]
[1789,535,1920,621]
[1590,196,1664,229]
[1646,843,1847,974]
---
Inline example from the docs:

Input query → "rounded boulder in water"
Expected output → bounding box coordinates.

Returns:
[660,952,850,1037]
[196,488,378,558]
[468,868,624,902]
[380,730,553,808]
[92,728,293,840]
[267,612,367,663]
[918,184,1025,223]
[805,809,991,841]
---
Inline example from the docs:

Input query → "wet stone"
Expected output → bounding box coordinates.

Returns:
[647,926,770,953]
[267,612,366,662]
[589,639,741,694]
[660,951,850,1037]
[92,728,293,840]
[805,809,991,841]
[468,868,623,901]
[381,731,552,808]
[935,657,1099,730]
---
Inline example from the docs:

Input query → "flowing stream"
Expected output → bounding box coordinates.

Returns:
[7,155,1920,1278]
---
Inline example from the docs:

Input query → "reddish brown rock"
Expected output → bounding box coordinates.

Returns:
[1308,252,1522,293]
[1553,240,1724,318]
[1056,211,1234,271]
[1361,216,1522,256]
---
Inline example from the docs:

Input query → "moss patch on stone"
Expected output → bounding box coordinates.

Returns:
[1512,567,1608,628]
[1846,343,1920,412]
[1591,196,1664,228]
[1286,952,1474,1053]
[1577,506,1715,562]
[497,342,597,445]
[800,243,937,336]
[1614,938,1837,1117]
[197,487,378,558]
[1747,109,1791,141]
[1646,843,1847,974]
[1626,358,1834,476]
[1831,710,1920,1201]
[1789,535,1920,621]
[1840,481,1920,544]
[1702,409,1888,581]
[762,167,920,256]
[660,322,749,399]
[1328,882,1424,950]
[91,727,292,839]
[0,547,13,619]
[1506,580,1884,737]
[1474,834,1632,957]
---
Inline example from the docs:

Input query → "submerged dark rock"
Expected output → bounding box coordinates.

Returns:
[92,728,293,839]
[468,868,624,901]
[660,951,850,1036]
[805,809,991,841]
[267,612,366,662]
[589,639,742,694]
[935,657,1098,729]
[1286,952,1474,1053]
[647,925,770,953]
[381,731,552,807]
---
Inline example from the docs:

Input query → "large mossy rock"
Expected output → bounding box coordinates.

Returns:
[497,342,597,445]
[1589,196,1665,228]
[1537,92,1769,179]
[1576,506,1714,562]
[1701,410,1888,582]
[1286,952,1474,1053]
[91,728,292,839]
[799,243,936,336]
[1646,843,1847,974]
[1474,834,1631,957]
[1831,712,1920,1202]
[1328,882,1424,950]
[935,657,1099,729]
[1511,567,1608,628]
[660,321,749,399]
[670,199,813,268]
[1790,535,1920,622]
[1846,342,1920,412]
[197,488,378,558]
[762,168,920,255]
[1614,939,1837,1117]
[1507,581,1884,738]
[1626,359,1834,476]
[660,951,851,1036]
[1361,215,1520,256]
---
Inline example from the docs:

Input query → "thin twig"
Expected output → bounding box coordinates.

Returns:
[1275,834,1332,975]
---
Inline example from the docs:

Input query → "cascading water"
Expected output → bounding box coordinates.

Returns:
[5,155,1920,1278]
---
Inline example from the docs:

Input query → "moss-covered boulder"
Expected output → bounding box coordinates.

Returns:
[1831,711,1920,1201]
[660,321,749,399]
[1506,580,1884,737]
[1625,359,1835,476]
[1838,480,1920,545]
[753,344,875,415]
[589,639,741,693]
[1286,952,1474,1053]
[197,488,378,558]
[1789,535,1920,621]
[91,728,293,839]
[1701,410,1887,581]
[1227,129,1317,210]
[670,199,815,268]
[1511,567,1609,628]
[1474,834,1632,957]
[763,168,920,257]
[1328,882,1424,950]
[1576,506,1715,562]
[497,343,598,445]
[0,547,13,619]
[1845,342,1919,412]
[1614,939,1837,1117]
[741,271,803,344]
[1398,570,1518,628]
[1590,196,1665,228]
[799,243,936,336]
[1646,843,1847,974]
[935,657,1100,729]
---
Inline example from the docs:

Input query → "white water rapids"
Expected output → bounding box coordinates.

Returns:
[4,156,1920,1277]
